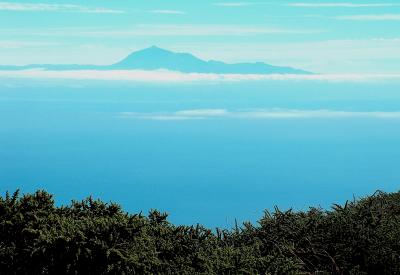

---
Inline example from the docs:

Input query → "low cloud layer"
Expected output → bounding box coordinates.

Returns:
[0,2,123,13]
[118,109,400,121]
[213,2,252,7]
[1,69,400,83]
[289,3,400,8]
[149,10,186,15]
[335,14,400,21]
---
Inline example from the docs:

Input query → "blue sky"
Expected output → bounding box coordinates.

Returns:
[1,0,400,73]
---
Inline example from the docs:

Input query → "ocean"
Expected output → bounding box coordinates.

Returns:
[1,79,400,227]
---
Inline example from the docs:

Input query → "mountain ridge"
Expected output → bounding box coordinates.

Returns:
[0,46,312,74]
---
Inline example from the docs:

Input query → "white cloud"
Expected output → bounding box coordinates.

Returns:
[80,24,319,36]
[371,38,400,41]
[335,14,400,21]
[118,109,229,121]
[0,25,320,39]
[1,69,400,83]
[213,2,252,7]
[0,40,60,49]
[118,109,400,121]
[289,3,400,8]
[149,10,186,15]
[0,2,123,13]
[176,109,229,117]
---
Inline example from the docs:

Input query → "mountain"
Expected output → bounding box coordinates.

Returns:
[111,46,310,74]
[0,46,311,74]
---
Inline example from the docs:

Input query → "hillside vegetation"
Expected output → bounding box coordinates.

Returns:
[1,190,399,274]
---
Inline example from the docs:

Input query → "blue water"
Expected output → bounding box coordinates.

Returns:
[1,80,400,227]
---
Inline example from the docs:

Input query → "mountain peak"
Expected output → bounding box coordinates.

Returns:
[133,45,174,58]
[139,45,172,54]
[150,45,165,50]
[112,46,204,71]
[111,47,311,74]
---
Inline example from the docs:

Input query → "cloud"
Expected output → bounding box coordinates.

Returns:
[119,109,229,121]
[289,3,400,8]
[335,14,400,21]
[0,40,60,49]
[175,109,229,117]
[0,24,320,39]
[83,24,318,36]
[0,2,123,13]
[213,2,252,7]
[118,109,400,121]
[1,69,400,83]
[149,10,186,15]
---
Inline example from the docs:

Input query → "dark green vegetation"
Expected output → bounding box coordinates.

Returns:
[1,190,399,274]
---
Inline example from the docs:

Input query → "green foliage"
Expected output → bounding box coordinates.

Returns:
[0,190,399,274]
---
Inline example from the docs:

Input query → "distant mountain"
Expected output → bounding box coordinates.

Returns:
[0,46,311,74]
[111,46,310,74]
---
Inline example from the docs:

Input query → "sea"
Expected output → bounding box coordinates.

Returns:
[1,78,400,227]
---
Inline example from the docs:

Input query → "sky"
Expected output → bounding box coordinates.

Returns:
[1,0,400,73]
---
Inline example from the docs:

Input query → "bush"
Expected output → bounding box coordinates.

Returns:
[0,190,399,274]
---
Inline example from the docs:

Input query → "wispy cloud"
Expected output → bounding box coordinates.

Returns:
[0,25,320,38]
[149,10,186,15]
[1,69,400,83]
[0,40,60,49]
[335,14,400,21]
[213,2,252,7]
[289,3,400,8]
[118,109,400,121]
[0,2,123,13]
[176,109,229,117]
[119,109,229,121]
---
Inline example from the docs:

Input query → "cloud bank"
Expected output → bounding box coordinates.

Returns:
[289,3,400,8]
[0,24,320,40]
[335,14,400,21]
[213,2,252,7]
[0,2,123,13]
[118,109,400,121]
[149,10,186,15]
[0,40,60,49]
[1,69,400,83]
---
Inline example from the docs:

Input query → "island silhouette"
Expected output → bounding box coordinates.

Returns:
[0,46,311,74]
